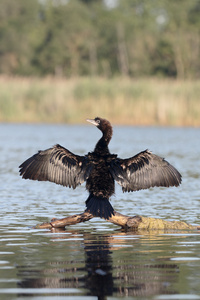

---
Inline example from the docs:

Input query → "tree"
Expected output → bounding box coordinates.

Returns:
[0,0,40,75]
[32,0,96,76]
[160,0,200,78]
[0,0,200,78]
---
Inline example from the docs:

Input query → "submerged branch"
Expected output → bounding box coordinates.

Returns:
[35,210,198,231]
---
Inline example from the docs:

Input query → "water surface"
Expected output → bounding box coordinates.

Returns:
[0,124,200,299]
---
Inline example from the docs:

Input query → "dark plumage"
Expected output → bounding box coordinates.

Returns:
[19,117,182,220]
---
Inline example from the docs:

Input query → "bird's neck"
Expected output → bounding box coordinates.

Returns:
[94,127,112,155]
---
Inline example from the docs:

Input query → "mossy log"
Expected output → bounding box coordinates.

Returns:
[35,210,199,231]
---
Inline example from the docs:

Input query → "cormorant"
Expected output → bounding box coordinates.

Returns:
[19,117,182,220]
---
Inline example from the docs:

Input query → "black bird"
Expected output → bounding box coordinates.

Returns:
[19,117,182,220]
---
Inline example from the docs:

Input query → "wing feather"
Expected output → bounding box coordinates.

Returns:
[19,144,92,188]
[110,150,182,192]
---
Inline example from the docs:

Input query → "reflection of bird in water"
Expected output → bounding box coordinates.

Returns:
[84,234,113,300]
[19,117,181,219]
[17,230,179,298]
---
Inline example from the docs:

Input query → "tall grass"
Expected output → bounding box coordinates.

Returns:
[0,76,199,126]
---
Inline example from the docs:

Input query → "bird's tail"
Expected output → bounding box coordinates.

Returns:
[85,194,114,220]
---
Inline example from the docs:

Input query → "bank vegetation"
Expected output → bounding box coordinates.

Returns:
[0,76,199,126]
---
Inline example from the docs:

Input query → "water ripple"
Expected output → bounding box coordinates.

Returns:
[0,124,200,299]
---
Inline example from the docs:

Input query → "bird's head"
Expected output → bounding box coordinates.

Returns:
[87,117,112,134]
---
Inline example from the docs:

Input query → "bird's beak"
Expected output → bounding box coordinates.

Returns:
[86,118,98,126]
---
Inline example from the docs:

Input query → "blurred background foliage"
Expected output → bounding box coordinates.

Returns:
[1,0,200,78]
[0,0,200,125]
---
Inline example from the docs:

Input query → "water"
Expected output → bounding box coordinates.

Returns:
[0,123,200,300]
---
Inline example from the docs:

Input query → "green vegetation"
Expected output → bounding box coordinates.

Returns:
[0,76,199,126]
[0,0,200,79]
[0,1,200,125]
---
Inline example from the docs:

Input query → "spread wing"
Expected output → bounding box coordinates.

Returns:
[110,150,182,192]
[19,144,92,189]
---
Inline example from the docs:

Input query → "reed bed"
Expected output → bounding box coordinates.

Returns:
[0,76,199,126]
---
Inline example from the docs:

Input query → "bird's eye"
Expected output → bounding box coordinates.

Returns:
[96,119,100,124]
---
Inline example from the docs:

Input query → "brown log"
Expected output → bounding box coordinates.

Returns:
[106,211,142,228]
[50,212,93,227]
[35,210,197,231]
[35,212,93,229]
